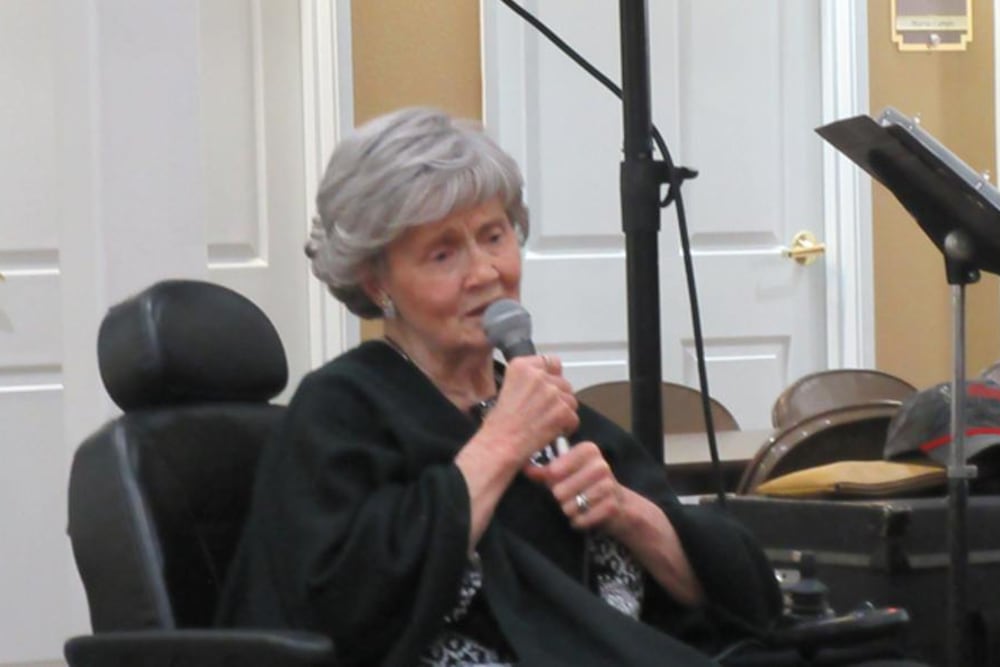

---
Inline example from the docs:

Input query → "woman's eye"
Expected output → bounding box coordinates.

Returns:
[487,228,506,244]
[431,249,451,263]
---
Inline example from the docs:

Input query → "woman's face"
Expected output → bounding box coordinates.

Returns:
[373,196,522,358]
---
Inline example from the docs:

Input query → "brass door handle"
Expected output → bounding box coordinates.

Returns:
[782,231,826,266]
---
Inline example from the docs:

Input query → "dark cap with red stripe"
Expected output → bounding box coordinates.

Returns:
[884,380,1000,465]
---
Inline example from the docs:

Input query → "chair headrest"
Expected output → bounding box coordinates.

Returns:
[98,280,288,411]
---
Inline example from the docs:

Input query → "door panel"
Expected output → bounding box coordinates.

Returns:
[199,0,312,400]
[0,276,67,662]
[485,0,826,429]
[0,1,74,661]
[0,390,68,663]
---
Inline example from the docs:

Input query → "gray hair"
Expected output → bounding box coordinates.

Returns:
[306,107,530,318]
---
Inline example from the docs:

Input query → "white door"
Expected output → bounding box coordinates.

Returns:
[0,2,350,664]
[483,1,864,431]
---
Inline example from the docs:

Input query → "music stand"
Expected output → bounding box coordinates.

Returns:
[817,106,1000,667]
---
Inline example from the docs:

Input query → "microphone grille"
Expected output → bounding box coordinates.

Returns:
[482,299,531,351]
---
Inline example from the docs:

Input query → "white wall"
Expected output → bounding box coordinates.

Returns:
[0,1,351,663]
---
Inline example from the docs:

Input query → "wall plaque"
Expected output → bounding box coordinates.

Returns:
[892,0,973,51]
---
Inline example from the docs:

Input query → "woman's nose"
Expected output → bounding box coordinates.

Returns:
[466,245,500,284]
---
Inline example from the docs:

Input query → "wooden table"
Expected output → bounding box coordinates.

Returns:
[659,429,773,495]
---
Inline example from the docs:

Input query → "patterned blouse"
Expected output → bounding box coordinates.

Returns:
[420,536,645,666]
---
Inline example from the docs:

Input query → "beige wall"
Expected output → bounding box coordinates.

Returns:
[869,0,1000,388]
[350,0,481,339]
[349,3,1000,386]
[351,0,481,123]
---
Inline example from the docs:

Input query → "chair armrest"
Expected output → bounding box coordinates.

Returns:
[64,628,336,667]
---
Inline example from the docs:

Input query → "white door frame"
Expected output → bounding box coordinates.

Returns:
[481,0,874,372]
[821,0,874,370]
[301,0,358,364]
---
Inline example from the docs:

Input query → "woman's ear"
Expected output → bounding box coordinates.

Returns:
[358,263,387,306]
[360,265,398,319]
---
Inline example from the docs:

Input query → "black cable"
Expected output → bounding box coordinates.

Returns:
[498,0,727,507]
[672,178,727,508]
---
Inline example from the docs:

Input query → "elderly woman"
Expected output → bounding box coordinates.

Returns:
[216,108,780,666]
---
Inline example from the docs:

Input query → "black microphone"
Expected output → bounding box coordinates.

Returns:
[483,299,569,464]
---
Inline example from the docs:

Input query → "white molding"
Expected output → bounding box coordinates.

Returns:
[821,0,873,369]
[301,0,356,367]
[250,0,270,266]
[480,1,528,171]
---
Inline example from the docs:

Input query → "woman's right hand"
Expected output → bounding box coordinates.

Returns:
[480,355,579,464]
[455,354,578,549]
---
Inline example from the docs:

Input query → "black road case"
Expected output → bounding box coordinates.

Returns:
[706,495,1000,666]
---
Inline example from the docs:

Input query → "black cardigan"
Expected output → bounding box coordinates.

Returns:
[216,341,781,666]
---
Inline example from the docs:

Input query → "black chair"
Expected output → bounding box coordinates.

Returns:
[64,279,925,667]
[64,279,335,667]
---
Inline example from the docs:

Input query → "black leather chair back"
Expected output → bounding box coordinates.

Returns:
[68,280,288,632]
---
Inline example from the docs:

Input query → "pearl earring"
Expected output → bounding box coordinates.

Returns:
[380,295,397,319]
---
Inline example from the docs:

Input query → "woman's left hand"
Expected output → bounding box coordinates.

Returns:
[524,440,706,607]
[522,441,626,533]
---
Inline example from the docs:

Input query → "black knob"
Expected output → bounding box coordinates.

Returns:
[786,552,833,619]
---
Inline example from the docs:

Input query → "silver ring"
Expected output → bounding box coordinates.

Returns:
[575,492,590,514]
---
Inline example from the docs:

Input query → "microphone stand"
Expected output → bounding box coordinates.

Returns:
[500,0,725,504]
[618,0,666,461]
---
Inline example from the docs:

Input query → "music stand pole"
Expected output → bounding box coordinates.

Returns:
[619,0,665,461]
[944,230,979,667]
[815,106,1000,667]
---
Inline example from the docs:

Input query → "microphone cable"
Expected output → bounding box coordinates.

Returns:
[498,0,727,507]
